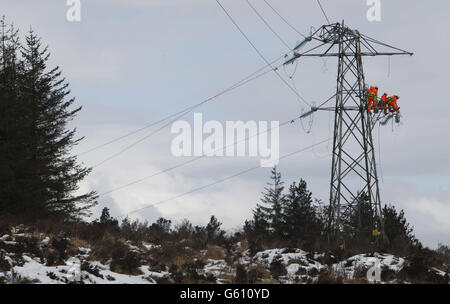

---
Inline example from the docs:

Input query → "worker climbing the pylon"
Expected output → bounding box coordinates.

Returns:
[381,93,389,114]
[366,86,378,113]
[387,95,400,114]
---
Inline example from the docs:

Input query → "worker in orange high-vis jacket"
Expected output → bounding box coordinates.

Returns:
[388,95,400,113]
[381,93,389,114]
[366,86,378,113]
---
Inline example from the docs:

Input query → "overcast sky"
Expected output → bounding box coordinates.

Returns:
[2,0,449,248]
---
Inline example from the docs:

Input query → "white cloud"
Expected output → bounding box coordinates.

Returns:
[408,197,450,232]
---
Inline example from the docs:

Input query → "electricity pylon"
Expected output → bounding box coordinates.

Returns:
[285,21,412,239]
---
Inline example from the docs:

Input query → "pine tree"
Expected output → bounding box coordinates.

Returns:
[17,29,97,218]
[0,19,31,214]
[282,179,322,240]
[0,19,96,219]
[99,207,118,227]
[382,204,417,245]
[252,166,285,236]
[206,215,224,244]
[343,192,376,239]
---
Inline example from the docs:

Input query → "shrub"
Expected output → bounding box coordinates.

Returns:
[150,242,190,266]
[169,264,184,283]
[248,237,263,257]
[81,261,104,279]
[235,264,248,284]
[45,254,57,267]
[16,235,41,257]
[51,234,69,261]
[0,249,11,271]
[316,270,344,284]
[110,242,142,275]
[270,255,287,280]
[204,245,226,260]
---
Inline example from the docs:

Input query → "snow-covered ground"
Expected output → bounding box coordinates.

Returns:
[0,226,448,284]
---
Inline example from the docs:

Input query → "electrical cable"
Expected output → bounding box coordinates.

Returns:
[215,0,311,107]
[90,57,289,168]
[246,0,291,51]
[262,0,307,38]
[114,138,331,218]
[77,48,295,158]
[316,0,331,24]
[98,115,302,197]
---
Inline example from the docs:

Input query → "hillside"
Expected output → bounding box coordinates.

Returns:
[0,224,448,284]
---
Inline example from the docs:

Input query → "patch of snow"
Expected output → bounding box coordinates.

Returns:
[11,255,156,284]
[0,235,11,242]
[332,253,406,282]
[41,237,50,246]
[142,243,160,250]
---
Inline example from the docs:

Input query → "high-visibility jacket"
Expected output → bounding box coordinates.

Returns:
[380,94,388,110]
[367,89,378,107]
[391,96,399,111]
[387,96,400,112]
[366,87,378,112]
[367,87,378,98]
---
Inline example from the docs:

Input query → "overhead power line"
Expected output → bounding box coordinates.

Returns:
[78,49,296,161]
[92,107,193,168]
[98,115,302,196]
[316,0,331,24]
[245,0,291,51]
[114,138,331,218]
[90,56,293,168]
[77,106,195,157]
[79,1,312,163]
[214,0,311,107]
[97,88,336,196]
[262,0,306,38]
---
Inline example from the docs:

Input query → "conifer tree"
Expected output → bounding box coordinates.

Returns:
[0,19,31,213]
[343,193,376,239]
[252,167,285,236]
[282,179,322,240]
[382,204,417,245]
[17,29,97,218]
[0,19,96,219]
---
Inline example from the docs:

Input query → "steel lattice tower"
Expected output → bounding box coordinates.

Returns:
[285,21,412,239]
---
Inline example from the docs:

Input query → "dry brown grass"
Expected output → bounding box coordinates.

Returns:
[67,238,91,257]
[111,265,143,276]
[216,273,235,284]
[236,240,249,254]
[316,270,345,284]
[26,231,48,243]
[70,237,90,249]
[88,233,121,261]
[256,279,278,284]
[249,264,272,280]
[204,245,226,260]
[169,255,194,268]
